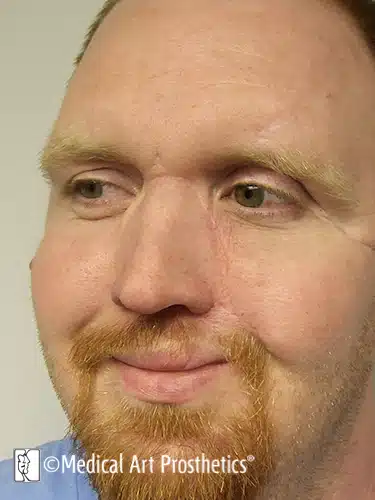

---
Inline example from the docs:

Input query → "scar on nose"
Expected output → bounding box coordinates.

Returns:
[154,149,162,167]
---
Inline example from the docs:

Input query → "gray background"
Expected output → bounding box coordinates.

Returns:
[0,0,374,461]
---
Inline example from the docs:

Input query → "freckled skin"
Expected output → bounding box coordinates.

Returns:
[31,0,375,498]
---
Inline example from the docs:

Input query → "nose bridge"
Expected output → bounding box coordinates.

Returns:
[113,178,215,314]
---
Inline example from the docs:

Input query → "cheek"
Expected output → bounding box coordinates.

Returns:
[31,233,112,343]
[30,228,116,410]
[224,225,375,364]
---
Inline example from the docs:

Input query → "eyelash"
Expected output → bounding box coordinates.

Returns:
[63,178,301,219]
[227,182,301,218]
[64,179,110,196]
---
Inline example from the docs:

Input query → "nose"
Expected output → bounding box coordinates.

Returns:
[112,179,216,316]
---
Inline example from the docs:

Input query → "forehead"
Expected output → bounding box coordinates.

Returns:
[70,0,374,95]
[55,0,375,177]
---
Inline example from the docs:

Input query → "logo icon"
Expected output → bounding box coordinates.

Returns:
[13,449,40,482]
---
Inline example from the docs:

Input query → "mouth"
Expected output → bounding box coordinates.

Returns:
[112,353,228,404]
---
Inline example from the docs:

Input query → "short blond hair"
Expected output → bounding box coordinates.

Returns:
[74,0,375,67]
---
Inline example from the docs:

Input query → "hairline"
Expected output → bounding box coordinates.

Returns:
[73,0,375,68]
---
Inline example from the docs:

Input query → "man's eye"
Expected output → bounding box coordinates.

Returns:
[233,184,271,208]
[225,183,302,221]
[64,178,126,205]
[62,178,128,219]
[69,179,107,199]
[63,178,301,221]
[231,183,294,207]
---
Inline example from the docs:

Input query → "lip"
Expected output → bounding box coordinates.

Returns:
[112,354,228,404]
[113,352,227,372]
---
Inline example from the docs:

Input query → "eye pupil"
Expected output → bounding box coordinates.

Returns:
[78,180,103,199]
[234,184,265,208]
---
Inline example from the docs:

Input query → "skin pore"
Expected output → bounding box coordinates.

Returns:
[31,0,375,498]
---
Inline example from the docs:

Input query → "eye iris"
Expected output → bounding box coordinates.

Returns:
[79,180,103,199]
[234,184,265,208]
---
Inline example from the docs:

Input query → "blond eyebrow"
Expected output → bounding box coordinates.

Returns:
[39,134,133,180]
[225,148,357,207]
[40,134,357,208]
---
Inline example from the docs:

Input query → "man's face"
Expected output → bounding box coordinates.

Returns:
[31,0,375,498]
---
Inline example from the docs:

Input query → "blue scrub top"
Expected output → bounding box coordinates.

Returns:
[0,438,98,500]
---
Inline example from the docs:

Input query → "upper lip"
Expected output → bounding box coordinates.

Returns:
[112,352,227,372]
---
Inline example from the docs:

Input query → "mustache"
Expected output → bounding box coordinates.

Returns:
[69,314,197,370]
[68,313,270,386]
